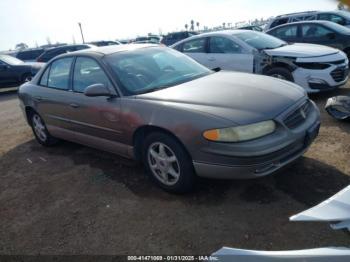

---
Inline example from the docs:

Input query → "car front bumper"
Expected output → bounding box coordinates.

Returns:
[292,52,349,93]
[193,99,320,179]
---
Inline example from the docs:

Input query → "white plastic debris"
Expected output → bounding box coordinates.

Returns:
[212,247,350,261]
[290,185,350,231]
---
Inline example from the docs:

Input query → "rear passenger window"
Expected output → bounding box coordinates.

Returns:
[183,38,206,53]
[73,57,111,93]
[39,66,50,86]
[47,57,73,90]
[272,25,298,38]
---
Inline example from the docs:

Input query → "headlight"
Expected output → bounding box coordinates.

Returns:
[203,120,276,142]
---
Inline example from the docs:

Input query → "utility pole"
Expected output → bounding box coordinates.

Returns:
[78,22,85,43]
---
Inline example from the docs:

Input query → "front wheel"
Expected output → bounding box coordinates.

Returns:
[30,112,59,146]
[265,67,294,82]
[142,132,196,193]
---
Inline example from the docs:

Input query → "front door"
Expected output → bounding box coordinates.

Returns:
[67,57,125,154]
[206,36,254,72]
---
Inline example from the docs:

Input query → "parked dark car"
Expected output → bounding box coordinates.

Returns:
[161,31,198,46]
[265,10,350,31]
[88,41,121,47]
[16,48,45,62]
[266,20,350,57]
[18,44,320,192]
[0,55,44,87]
[36,44,95,62]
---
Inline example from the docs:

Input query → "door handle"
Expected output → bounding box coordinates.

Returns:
[69,103,79,108]
[208,57,216,61]
[34,96,44,101]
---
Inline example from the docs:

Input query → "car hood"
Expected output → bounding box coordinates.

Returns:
[264,43,339,58]
[136,72,305,125]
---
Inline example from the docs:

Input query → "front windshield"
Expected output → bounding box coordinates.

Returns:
[234,31,287,50]
[0,55,23,65]
[105,47,212,95]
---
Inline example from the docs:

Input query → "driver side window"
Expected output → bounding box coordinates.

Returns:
[209,36,242,54]
[73,57,112,93]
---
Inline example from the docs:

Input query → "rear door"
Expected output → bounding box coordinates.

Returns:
[182,37,209,68]
[34,57,76,134]
[206,36,253,72]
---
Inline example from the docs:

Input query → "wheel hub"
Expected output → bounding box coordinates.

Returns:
[147,142,180,186]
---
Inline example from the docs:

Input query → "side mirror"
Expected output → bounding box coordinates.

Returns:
[326,32,336,40]
[84,83,112,97]
[212,67,221,72]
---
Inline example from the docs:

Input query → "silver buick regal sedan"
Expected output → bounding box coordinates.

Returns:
[18,44,321,193]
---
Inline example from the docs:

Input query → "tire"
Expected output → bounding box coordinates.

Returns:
[265,67,294,82]
[30,111,59,146]
[142,132,196,193]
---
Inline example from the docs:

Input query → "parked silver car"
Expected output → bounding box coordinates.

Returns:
[18,44,320,192]
[171,30,349,93]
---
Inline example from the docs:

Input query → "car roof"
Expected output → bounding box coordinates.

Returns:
[174,29,253,39]
[275,10,318,18]
[46,44,94,52]
[54,44,160,59]
[266,20,338,31]
[274,10,346,19]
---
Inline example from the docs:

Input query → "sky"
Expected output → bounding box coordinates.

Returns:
[0,0,339,51]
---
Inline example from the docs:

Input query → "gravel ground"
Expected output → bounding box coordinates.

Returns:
[0,86,349,255]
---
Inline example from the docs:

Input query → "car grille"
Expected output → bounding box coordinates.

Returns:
[284,100,312,129]
[331,66,349,82]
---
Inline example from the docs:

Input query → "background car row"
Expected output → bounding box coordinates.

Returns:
[2,9,350,90]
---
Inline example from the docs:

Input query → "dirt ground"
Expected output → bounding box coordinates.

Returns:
[0,85,350,255]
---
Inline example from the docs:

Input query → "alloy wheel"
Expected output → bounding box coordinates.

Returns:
[147,142,181,186]
[32,114,47,142]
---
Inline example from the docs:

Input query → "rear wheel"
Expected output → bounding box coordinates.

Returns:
[265,67,293,82]
[30,112,59,146]
[142,132,196,193]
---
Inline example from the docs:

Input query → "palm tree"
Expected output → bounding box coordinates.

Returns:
[185,24,188,31]
[196,22,200,31]
[190,20,194,31]
[222,22,226,29]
